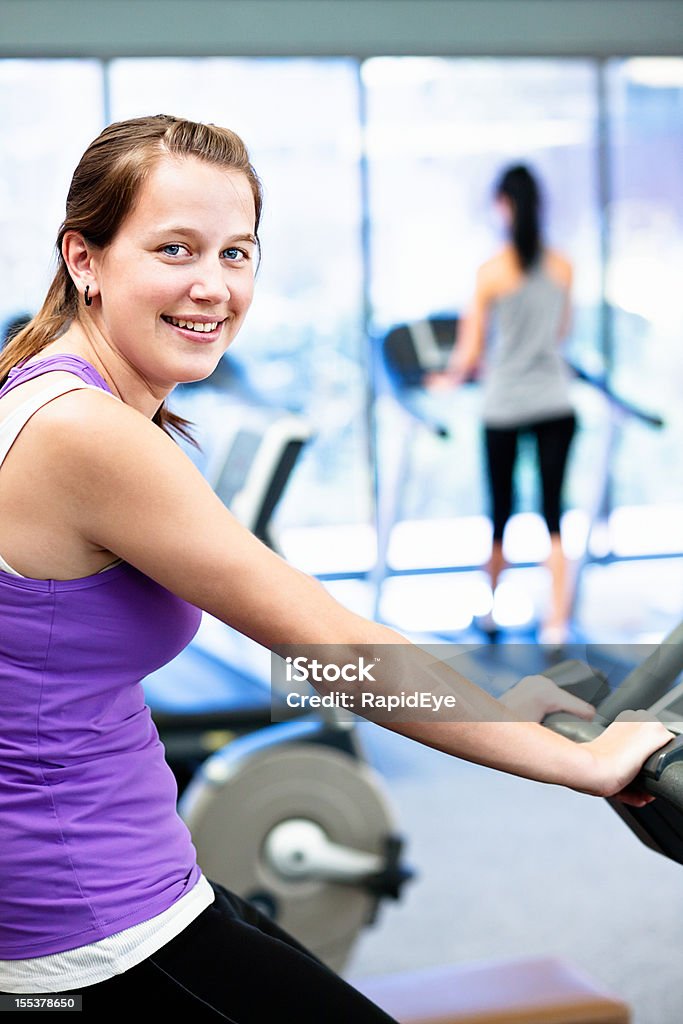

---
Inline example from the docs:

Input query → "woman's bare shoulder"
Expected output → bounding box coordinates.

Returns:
[0,386,182,580]
[544,248,573,286]
[480,249,512,277]
[24,382,147,435]
[7,386,188,516]
[477,248,522,297]
[30,385,183,476]
[479,251,516,288]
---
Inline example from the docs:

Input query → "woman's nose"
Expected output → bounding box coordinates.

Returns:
[188,262,230,304]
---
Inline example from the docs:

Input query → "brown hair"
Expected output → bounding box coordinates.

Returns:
[0,114,263,443]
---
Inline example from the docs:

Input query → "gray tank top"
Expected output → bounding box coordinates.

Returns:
[481,262,573,427]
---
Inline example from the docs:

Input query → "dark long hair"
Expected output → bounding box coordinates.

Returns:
[495,164,542,272]
[0,115,263,443]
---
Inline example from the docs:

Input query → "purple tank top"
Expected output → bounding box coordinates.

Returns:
[0,356,203,958]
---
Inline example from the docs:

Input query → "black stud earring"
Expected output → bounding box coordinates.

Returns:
[84,285,93,307]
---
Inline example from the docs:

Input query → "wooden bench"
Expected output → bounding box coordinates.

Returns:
[352,956,630,1024]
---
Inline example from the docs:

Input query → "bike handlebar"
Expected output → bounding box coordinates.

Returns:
[541,639,683,864]
[543,712,683,806]
[641,759,683,804]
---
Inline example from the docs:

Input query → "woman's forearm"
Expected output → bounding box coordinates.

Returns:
[272,591,671,803]
[386,718,602,793]
[273,600,605,794]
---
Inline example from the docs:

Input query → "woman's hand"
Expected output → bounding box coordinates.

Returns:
[584,711,675,807]
[499,674,596,724]
[501,683,674,805]
[423,369,462,391]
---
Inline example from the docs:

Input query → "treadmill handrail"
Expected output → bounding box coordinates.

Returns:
[566,361,665,429]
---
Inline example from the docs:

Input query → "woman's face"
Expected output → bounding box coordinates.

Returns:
[90,155,257,392]
[494,194,514,233]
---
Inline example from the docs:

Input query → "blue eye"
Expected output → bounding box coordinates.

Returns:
[222,247,247,262]
[161,244,188,257]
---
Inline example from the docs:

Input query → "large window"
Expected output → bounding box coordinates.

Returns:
[363,59,602,578]
[108,59,370,567]
[0,60,104,326]
[604,58,683,556]
[1,55,681,581]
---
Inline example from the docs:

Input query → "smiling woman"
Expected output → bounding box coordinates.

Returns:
[62,154,258,402]
[1,117,261,426]
[0,114,672,1020]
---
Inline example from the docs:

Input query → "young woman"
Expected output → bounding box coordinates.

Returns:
[445,165,577,645]
[0,119,670,1020]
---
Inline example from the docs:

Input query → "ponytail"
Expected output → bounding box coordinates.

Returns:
[0,262,197,447]
[0,262,75,386]
[495,164,542,272]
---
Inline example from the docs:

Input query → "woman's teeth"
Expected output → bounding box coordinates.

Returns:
[164,316,219,333]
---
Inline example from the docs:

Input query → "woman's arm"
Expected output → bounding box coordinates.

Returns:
[547,250,573,343]
[386,714,670,806]
[35,388,672,803]
[445,263,494,383]
[424,266,491,391]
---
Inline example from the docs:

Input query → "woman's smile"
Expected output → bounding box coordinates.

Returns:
[160,313,226,342]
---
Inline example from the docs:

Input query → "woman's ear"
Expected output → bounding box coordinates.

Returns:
[62,230,100,305]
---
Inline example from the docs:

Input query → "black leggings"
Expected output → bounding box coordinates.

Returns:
[484,414,576,542]
[75,880,397,1022]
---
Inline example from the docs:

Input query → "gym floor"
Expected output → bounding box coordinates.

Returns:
[336,558,683,1024]
[347,723,682,1024]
